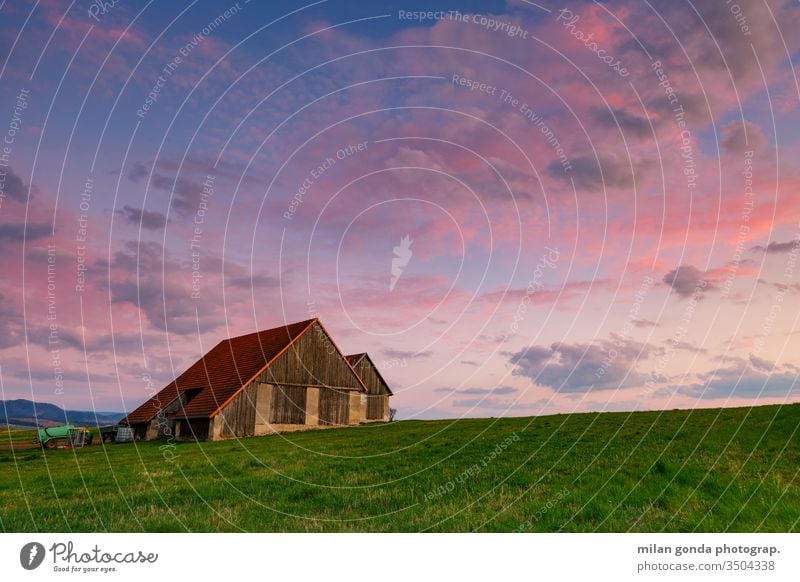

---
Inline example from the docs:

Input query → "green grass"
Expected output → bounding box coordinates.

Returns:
[1,427,37,444]
[1,404,799,532]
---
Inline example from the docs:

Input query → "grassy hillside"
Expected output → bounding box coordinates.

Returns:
[1,404,798,532]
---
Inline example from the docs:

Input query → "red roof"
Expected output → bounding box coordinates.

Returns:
[121,319,316,424]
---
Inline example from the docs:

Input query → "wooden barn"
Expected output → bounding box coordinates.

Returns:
[120,318,393,441]
[346,353,393,422]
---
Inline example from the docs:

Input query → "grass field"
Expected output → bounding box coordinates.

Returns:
[1,403,799,532]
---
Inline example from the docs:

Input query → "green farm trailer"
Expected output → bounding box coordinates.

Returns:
[36,425,92,448]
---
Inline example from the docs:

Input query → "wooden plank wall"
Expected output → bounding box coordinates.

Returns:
[367,395,385,420]
[269,385,307,424]
[260,322,361,389]
[220,382,258,437]
[318,388,349,425]
[353,357,390,420]
[353,357,388,395]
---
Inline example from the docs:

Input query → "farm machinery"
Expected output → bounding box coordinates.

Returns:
[33,424,133,450]
[99,425,134,443]
[36,425,93,449]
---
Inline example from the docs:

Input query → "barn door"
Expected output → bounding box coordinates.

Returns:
[270,385,307,424]
[318,388,350,425]
[367,394,385,420]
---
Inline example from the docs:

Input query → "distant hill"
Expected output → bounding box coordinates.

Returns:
[0,399,124,428]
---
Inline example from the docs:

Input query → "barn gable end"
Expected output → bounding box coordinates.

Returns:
[346,353,393,422]
[213,321,369,438]
[258,321,365,390]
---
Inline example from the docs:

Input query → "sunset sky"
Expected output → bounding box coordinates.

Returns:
[0,0,798,418]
